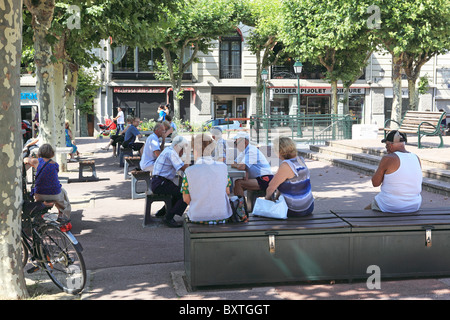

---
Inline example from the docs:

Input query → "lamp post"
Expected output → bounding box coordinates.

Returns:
[261,69,269,131]
[293,61,303,137]
[261,69,268,116]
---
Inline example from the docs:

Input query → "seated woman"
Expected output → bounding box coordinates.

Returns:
[24,143,71,218]
[182,133,233,224]
[265,137,314,217]
[65,121,80,162]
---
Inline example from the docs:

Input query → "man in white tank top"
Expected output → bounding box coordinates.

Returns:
[368,130,422,213]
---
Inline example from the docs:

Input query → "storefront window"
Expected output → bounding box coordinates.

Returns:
[270,97,289,116]
[306,96,330,114]
[215,101,232,118]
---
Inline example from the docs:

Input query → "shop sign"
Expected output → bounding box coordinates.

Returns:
[113,87,166,94]
[21,92,38,100]
[271,87,365,95]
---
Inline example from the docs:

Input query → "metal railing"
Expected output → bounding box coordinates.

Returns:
[249,114,353,145]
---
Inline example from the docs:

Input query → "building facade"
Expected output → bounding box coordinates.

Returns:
[21,24,450,137]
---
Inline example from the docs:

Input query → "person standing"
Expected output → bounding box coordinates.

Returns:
[368,130,422,213]
[113,107,125,135]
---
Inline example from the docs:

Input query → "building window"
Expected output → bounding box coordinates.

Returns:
[219,31,242,79]
[112,46,135,72]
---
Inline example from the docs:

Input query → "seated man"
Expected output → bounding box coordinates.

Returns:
[123,117,144,156]
[210,126,227,162]
[368,130,422,213]
[231,132,273,198]
[151,136,190,228]
[140,123,166,172]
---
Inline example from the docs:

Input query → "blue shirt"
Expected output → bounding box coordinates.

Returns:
[124,125,140,145]
[235,144,272,179]
[153,146,185,180]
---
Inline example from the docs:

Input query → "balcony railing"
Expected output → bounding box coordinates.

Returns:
[220,65,241,79]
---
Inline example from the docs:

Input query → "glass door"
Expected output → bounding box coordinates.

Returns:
[215,101,232,118]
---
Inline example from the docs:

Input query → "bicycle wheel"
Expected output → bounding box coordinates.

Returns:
[38,225,86,295]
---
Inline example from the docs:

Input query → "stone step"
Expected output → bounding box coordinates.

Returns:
[309,144,450,183]
[298,148,450,197]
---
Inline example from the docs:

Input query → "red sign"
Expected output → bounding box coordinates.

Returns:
[113,87,166,94]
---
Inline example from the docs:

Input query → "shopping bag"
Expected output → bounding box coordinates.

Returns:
[252,195,288,220]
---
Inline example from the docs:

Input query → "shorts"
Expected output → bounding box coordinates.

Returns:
[256,175,273,191]
[371,199,382,212]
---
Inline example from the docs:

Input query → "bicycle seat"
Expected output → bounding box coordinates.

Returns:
[22,201,49,217]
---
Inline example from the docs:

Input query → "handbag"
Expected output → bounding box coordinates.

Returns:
[252,195,288,220]
[229,196,249,222]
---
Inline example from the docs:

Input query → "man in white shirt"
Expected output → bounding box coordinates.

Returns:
[368,130,422,213]
[140,123,166,172]
[113,107,125,134]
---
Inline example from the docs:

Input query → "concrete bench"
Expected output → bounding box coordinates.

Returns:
[78,160,98,181]
[184,208,450,290]
[383,111,446,148]
[130,170,151,200]
[124,156,141,180]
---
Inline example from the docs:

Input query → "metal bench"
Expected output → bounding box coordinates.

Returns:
[184,208,450,290]
[383,111,446,148]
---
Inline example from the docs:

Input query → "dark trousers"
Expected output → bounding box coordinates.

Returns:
[151,176,187,221]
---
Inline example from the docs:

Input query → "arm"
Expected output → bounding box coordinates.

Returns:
[24,157,39,169]
[183,193,191,205]
[371,156,391,187]
[265,162,293,200]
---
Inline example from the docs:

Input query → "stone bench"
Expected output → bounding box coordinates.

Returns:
[184,208,450,290]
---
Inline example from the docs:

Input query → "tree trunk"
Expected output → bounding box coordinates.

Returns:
[25,0,56,146]
[391,54,403,128]
[65,63,78,127]
[408,78,419,111]
[331,80,338,115]
[342,86,350,115]
[0,0,29,299]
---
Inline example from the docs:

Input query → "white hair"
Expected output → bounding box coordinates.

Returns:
[171,135,188,148]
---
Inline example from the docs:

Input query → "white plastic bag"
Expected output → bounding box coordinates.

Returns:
[252,195,288,220]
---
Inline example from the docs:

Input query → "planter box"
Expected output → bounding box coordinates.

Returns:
[331,208,450,280]
[184,213,352,289]
[184,208,450,290]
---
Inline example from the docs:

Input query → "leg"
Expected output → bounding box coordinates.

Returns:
[152,178,187,227]
[234,178,261,197]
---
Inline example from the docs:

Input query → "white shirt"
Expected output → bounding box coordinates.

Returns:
[140,133,160,171]
[375,151,422,213]
[117,111,125,125]
[184,157,232,222]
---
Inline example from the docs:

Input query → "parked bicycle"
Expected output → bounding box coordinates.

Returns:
[21,164,86,295]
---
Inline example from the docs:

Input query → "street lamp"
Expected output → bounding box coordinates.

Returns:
[261,69,268,117]
[293,61,303,137]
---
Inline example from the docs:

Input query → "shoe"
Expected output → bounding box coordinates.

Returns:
[101,147,109,151]
[68,158,77,162]
[163,218,182,228]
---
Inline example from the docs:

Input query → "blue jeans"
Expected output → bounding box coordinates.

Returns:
[116,124,125,135]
